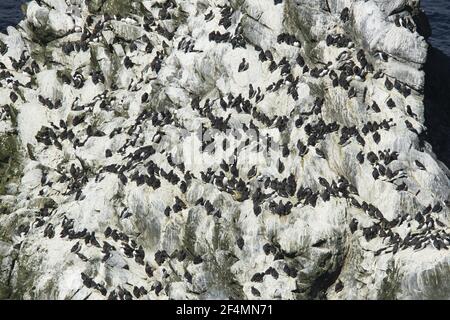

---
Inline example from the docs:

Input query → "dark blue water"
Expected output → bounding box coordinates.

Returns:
[422,0,450,55]
[0,0,449,55]
[0,0,26,33]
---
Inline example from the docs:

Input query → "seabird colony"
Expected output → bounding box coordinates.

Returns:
[0,0,449,299]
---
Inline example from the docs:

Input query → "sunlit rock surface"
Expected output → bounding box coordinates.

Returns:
[0,0,449,300]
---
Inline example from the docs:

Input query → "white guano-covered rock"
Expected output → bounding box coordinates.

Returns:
[0,0,449,300]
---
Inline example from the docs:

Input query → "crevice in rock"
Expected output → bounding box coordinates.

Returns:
[309,250,346,300]
[5,254,18,299]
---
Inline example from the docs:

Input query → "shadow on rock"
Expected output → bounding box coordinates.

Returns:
[424,46,450,168]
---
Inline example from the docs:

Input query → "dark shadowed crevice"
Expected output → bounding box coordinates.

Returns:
[308,250,346,300]
[309,262,344,300]
[423,46,450,168]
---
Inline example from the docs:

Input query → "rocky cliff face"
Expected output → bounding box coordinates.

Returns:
[0,0,449,300]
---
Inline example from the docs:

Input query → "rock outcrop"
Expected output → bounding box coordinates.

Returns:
[0,0,449,300]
